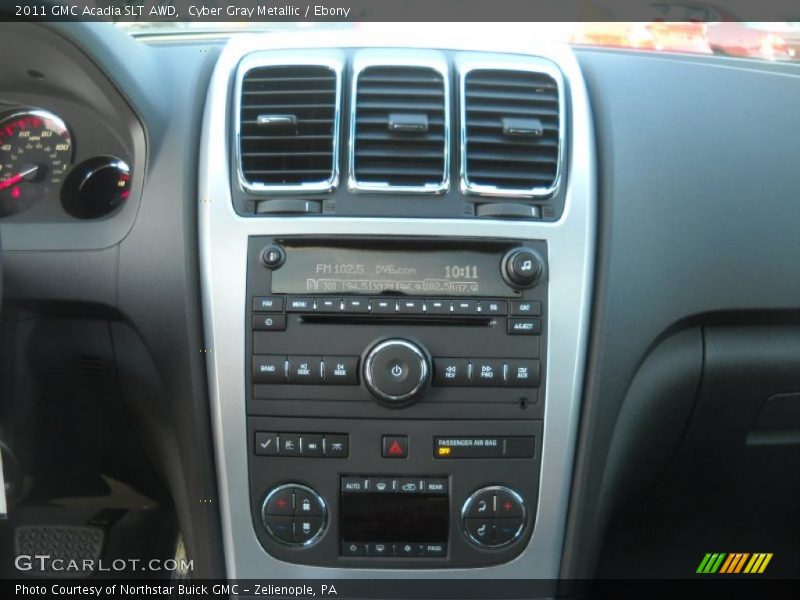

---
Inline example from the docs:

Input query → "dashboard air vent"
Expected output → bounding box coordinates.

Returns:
[238,64,340,192]
[350,65,448,192]
[462,68,562,197]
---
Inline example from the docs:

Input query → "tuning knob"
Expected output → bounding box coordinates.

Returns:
[501,247,545,289]
[363,339,430,407]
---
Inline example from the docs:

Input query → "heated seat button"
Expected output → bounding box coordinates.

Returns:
[263,516,294,543]
[471,359,505,386]
[287,356,322,384]
[465,489,495,518]
[382,435,408,458]
[433,358,470,386]
[253,356,286,384]
[464,519,494,546]
[323,356,359,385]
[507,360,540,388]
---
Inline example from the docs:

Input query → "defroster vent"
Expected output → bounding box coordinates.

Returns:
[462,68,562,197]
[350,65,449,192]
[238,63,341,192]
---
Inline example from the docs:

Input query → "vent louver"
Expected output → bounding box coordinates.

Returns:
[238,63,340,192]
[350,65,449,192]
[462,68,562,197]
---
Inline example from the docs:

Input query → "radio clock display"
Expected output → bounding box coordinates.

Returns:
[271,243,519,297]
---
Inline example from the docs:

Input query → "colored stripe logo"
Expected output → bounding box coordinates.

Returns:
[697,552,773,574]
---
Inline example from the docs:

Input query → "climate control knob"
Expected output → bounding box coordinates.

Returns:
[462,485,527,548]
[501,247,545,289]
[363,339,431,407]
[261,483,327,547]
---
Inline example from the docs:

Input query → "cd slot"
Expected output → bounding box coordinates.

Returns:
[300,315,496,327]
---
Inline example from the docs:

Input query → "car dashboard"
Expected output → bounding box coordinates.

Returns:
[0,21,798,591]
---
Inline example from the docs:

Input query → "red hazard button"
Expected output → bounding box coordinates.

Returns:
[382,435,408,458]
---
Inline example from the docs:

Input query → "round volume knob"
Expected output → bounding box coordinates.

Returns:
[363,339,430,407]
[501,247,545,289]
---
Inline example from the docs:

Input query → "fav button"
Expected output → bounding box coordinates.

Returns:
[253,296,285,312]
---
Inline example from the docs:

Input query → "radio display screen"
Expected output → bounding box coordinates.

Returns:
[271,242,519,297]
[340,492,449,543]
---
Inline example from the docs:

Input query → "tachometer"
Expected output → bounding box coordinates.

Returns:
[0,109,72,217]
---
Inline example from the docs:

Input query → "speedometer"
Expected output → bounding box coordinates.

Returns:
[0,109,73,217]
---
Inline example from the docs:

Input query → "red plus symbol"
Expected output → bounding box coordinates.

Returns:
[502,501,513,512]
[277,498,287,509]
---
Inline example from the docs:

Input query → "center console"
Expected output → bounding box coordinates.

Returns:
[246,237,546,566]
[199,31,595,581]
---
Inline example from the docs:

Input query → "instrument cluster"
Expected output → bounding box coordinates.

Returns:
[0,108,131,219]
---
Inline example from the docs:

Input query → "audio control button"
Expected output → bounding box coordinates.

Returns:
[286,297,314,312]
[323,356,359,385]
[397,299,424,314]
[477,300,507,315]
[316,298,342,312]
[253,356,286,384]
[425,299,451,314]
[507,360,540,387]
[363,339,430,405]
[453,299,479,314]
[343,298,370,313]
[433,358,470,386]
[370,298,397,314]
[253,296,284,312]
[510,300,541,316]
[508,318,542,336]
[287,356,323,384]
[472,359,505,386]
[252,314,287,331]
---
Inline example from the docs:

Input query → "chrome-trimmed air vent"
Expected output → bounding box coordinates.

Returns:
[348,52,450,194]
[459,61,564,198]
[235,53,343,194]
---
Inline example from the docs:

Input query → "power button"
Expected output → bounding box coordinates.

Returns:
[363,339,430,406]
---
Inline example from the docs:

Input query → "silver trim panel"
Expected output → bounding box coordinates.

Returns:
[347,49,451,194]
[456,55,565,199]
[200,31,595,580]
[234,50,344,195]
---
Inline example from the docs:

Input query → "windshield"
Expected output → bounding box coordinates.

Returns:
[116,20,800,62]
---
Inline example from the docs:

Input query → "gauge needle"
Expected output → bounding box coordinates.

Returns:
[0,164,39,192]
